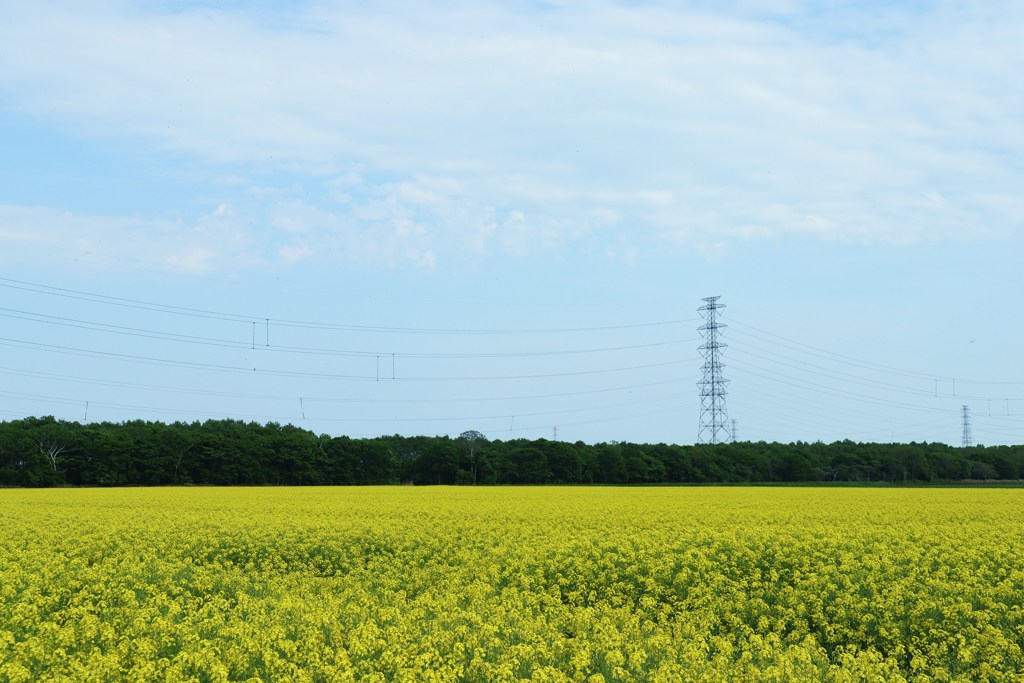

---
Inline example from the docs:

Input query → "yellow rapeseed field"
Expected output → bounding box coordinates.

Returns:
[1,486,1023,682]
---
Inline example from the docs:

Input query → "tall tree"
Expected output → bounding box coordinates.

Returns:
[459,430,488,485]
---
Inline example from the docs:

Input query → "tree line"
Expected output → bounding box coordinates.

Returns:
[1,416,1022,487]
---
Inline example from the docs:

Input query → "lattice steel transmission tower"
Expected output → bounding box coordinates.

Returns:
[698,296,730,444]
[961,405,973,447]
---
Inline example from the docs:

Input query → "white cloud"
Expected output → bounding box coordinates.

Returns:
[0,0,1021,264]
[0,204,261,274]
[278,243,312,265]
[166,246,215,274]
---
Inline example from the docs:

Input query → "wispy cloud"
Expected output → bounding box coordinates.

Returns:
[0,204,263,274]
[1,0,1021,270]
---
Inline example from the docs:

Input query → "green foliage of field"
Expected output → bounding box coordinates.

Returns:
[2,487,1023,681]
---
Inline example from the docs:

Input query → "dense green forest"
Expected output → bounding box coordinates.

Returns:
[1,416,1021,487]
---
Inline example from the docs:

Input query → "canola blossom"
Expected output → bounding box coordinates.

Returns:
[1,486,1023,682]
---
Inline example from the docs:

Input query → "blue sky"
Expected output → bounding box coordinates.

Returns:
[1,0,1022,445]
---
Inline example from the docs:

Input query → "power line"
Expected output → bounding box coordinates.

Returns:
[725,315,1024,387]
[482,405,687,439]
[728,358,957,415]
[0,388,687,428]
[0,277,697,335]
[0,336,694,382]
[732,379,948,430]
[4,274,1020,445]
[728,338,940,397]
[0,307,697,359]
[724,316,947,380]
[0,365,687,405]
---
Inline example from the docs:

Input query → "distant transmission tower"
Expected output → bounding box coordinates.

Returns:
[961,405,973,447]
[697,296,730,444]
[731,419,738,442]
